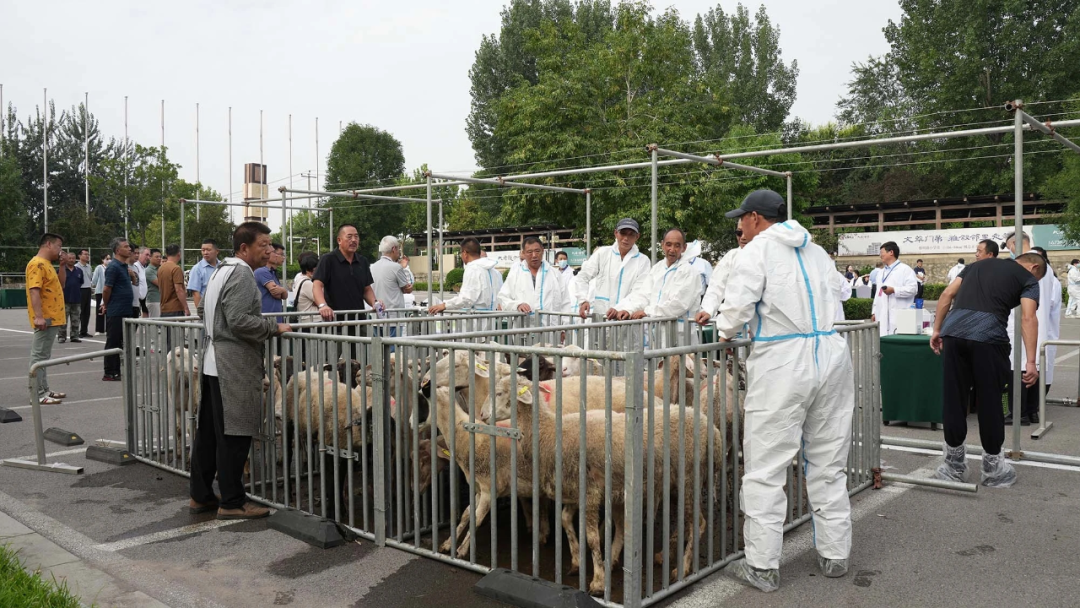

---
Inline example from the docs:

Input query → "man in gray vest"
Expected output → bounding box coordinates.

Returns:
[189,222,291,519]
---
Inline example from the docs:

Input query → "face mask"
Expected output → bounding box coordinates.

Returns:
[558,260,568,269]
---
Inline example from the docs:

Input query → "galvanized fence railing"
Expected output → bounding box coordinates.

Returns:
[123,315,887,607]
[2,349,124,475]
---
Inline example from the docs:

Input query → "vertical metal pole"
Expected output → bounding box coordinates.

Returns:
[438,199,444,301]
[261,109,265,224]
[650,145,658,263]
[196,102,200,220]
[329,208,334,249]
[623,346,645,608]
[371,336,387,545]
[43,88,48,233]
[315,117,320,193]
[281,191,287,267]
[124,96,129,240]
[786,172,793,220]
[426,174,433,305]
[180,200,185,271]
[289,114,293,264]
[84,92,89,213]
[1010,102,1024,458]
[28,365,46,465]
[161,99,166,248]
[585,189,592,255]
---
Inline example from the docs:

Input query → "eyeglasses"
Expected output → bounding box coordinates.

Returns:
[735,229,743,237]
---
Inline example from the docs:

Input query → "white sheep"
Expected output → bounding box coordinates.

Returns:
[486,374,721,595]
[165,347,200,452]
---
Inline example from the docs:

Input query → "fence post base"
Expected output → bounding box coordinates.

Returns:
[1,459,83,475]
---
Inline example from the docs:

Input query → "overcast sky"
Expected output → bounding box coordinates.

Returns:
[1,0,901,229]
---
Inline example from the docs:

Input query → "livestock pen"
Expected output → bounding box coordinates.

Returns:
[120,310,892,607]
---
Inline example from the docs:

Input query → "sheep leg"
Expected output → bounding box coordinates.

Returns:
[610,508,624,567]
[440,502,472,554]
[562,505,581,575]
[672,500,707,583]
[455,490,491,560]
[585,500,607,597]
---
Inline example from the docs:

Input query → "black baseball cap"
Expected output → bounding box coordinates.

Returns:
[615,218,640,234]
[725,190,785,219]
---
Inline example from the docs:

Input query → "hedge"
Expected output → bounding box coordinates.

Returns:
[921,283,946,301]
[843,298,874,321]
[444,267,465,290]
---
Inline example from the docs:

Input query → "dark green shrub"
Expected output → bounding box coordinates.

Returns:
[844,298,874,320]
[444,267,465,289]
[921,283,946,301]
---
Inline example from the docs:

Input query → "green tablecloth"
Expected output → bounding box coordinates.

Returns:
[879,334,943,424]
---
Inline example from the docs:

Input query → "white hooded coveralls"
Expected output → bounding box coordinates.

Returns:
[498,260,571,325]
[700,247,740,317]
[443,257,503,312]
[614,256,702,319]
[572,243,651,317]
[871,260,919,336]
[1008,271,1062,383]
[715,220,854,571]
[683,240,713,295]
[835,270,852,321]
[946,263,965,284]
[1066,265,1080,317]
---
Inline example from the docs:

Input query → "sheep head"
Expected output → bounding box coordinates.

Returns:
[482,374,532,423]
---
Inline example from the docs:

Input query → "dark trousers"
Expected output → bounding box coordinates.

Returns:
[161,311,185,350]
[79,288,92,335]
[1006,375,1050,419]
[104,316,125,376]
[94,294,105,334]
[942,336,1010,454]
[190,375,252,509]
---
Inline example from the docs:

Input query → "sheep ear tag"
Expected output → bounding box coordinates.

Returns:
[516,384,534,404]
[475,362,490,378]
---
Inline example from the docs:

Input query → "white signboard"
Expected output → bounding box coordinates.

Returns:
[489,250,521,269]
[838,227,1024,257]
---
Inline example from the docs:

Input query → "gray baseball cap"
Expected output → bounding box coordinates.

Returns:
[724,190,785,219]
[615,218,640,234]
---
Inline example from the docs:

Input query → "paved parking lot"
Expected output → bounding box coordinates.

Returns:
[2,307,1079,607]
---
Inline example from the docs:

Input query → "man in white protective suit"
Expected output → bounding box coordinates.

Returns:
[498,236,571,324]
[946,258,966,284]
[1065,259,1080,317]
[428,236,503,314]
[683,240,713,296]
[714,190,855,592]
[573,218,651,319]
[695,227,749,326]
[870,241,918,336]
[612,228,702,341]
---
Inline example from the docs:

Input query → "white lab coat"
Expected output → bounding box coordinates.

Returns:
[498,261,571,322]
[835,270,852,321]
[854,276,872,299]
[572,243,651,317]
[613,256,702,319]
[946,264,965,284]
[715,220,854,571]
[700,247,740,317]
[443,257,503,311]
[683,240,713,295]
[871,261,919,336]
[1008,272,1062,383]
[1066,265,1080,316]
[558,265,577,312]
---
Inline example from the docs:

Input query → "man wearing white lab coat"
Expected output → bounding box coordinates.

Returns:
[1005,246,1061,424]
[946,258,966,284]
[429,237,503,314]
[1066,259,1080,317]
[573,218,651,319]
[695,228,750,325]
[871,242,919,336]
[498,237,570,324]
[555,250,577,312]
[835,270,853,321]
[715,190,855,592]
[684,240,713,296]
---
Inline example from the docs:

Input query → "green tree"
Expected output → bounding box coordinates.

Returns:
[324,123,408,258]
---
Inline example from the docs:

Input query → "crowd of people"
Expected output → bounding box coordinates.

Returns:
[19,189,1072,589]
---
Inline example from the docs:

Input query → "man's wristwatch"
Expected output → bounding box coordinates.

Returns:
[317,303,327,309]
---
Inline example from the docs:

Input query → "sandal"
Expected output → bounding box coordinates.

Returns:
[47,391,66,399]
[39,395,62,405]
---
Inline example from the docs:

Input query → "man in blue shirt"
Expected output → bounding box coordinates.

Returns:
[101,238,134,381]
[58,251,85,343]
[187,239,221,308]
[254,243,287,322]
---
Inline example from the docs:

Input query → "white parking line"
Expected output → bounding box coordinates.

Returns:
[93,518,254,552]
[0,327,107,345]
[9,396,121,411]
[882,444,1080,473]
[7,446,89,461]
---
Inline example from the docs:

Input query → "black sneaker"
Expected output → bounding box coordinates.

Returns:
[102,374,121,382]
[58,338,66,343]
[70,338,82,343]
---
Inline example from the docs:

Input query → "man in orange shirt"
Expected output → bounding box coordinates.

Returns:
[26,233,67,405]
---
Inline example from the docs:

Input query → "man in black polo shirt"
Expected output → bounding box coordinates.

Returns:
[930,252,1045,488]
[311,224,382,358]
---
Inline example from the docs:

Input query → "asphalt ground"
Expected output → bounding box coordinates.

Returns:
[1,307,1079,607]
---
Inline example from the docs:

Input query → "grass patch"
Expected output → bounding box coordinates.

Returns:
[0,543,83,608]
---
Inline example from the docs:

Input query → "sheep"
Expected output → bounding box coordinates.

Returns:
[651,354,746,459]
[557,344,606,377]
[486,374,721,595]
[165,347,200,452]
[430,386,540,559]
[478,370,665,425]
